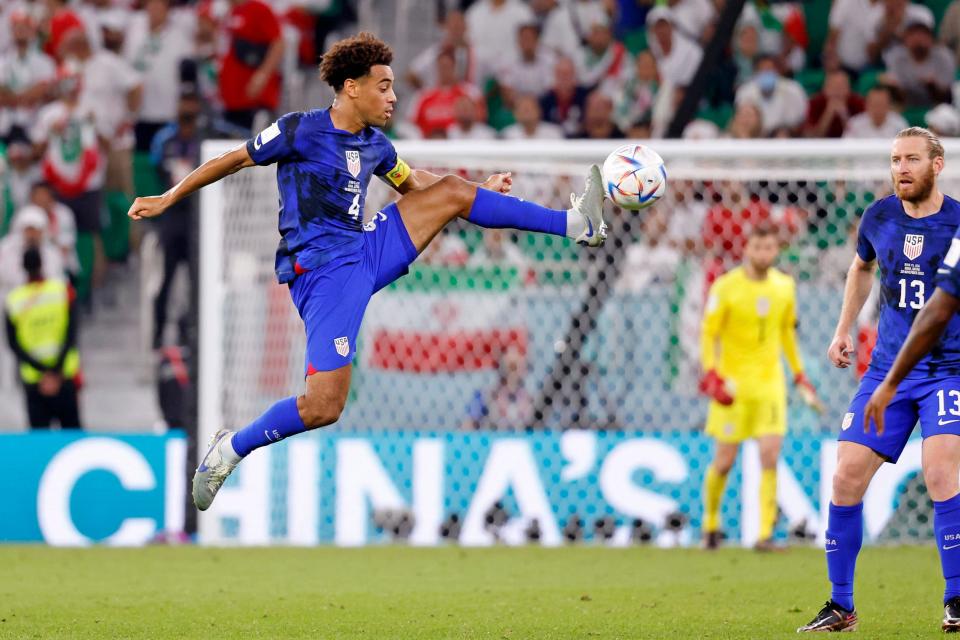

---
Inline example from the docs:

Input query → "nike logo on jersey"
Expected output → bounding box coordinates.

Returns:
[940,419,960,426]
[944,544,960,550]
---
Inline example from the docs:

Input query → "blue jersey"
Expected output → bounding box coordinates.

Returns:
[858,194,960,376]
[246,109,410,283]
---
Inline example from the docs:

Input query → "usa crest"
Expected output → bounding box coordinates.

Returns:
[904,234,924,260]
[334,336,350,357]
[345,150,361,178]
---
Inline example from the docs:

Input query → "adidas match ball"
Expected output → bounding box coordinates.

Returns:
[602,144,667,210]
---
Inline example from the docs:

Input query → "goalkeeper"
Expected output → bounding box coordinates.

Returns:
[699,224,823,550]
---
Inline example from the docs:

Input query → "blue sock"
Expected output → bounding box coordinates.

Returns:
[467,188,567,236]
[826,502,863,611]
[935,493,960,603]
[231,396,307,457]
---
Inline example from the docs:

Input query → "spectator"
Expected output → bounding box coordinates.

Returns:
[4,246,81,429]
[726,101,763,139]
[41,0,85,63]
[609,49,666,134]
[0,205,65,290]
[496,23,556,104]
[467,228,529,270]
[463,345,532,431]
[844,84,908,137]
[125,0,197,152]
[406,10,475,91]
[76,0,121,52]
[884,18,955,109]
[186,0,222,115]
[148,92,248,347]
[825,0,884,74]
[576,15,630,89]
[0,11,56,142]
[572,89,624,139]
[739,2,808,73]
[733,23,760,89]
[618,209,681,292]
[539,56,589,136]
[539,0,607,54]
[28,182,78,280]
[446,95,496,140]
[941,0,960,65]
[734,55,806,136]
[3,133,41,214]
[408,50,484,139]
[667,0,715,44]
[867,0,935,66]
[501,93,564,139]
[219,0,284,132]
[646,7,702,88]
[925,103,960,137]
[465,0,534,83]
[805,70,865,138]
[31,63,104,300]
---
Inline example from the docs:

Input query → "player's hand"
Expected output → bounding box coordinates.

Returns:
[128,195,170,221]
[827,332,855,368]
[699,369,734,406]
[482,172,513,194]
[39,372,62,397]
[863,378,897,436]
[794,372,826,414]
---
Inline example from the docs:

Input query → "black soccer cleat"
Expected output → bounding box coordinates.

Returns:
[944,596,960,632]
[797,600,858,633]
[702,530,722,551]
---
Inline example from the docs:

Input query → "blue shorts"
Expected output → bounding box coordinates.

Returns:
[839,370,960,462]
[289,204,417,374]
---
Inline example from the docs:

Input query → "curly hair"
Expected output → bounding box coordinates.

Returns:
[319,32,394,92]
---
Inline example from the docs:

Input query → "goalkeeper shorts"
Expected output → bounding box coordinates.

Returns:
[289,203,418,374]
[705,393,786,443]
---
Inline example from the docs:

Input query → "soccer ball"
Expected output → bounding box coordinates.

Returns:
[601,144,667,210]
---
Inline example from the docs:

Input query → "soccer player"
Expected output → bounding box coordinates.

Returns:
[126,33,607,510]
[699,224,822,551]
[799,127,960,633]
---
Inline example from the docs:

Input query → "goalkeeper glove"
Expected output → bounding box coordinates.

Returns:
[699,369,734,406]
[795,372,825,414]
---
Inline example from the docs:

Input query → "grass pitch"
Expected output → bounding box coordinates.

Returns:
[0,545,948,639]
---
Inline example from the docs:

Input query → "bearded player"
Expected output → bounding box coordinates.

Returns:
[799,128,960,633]
[127,33,608,510]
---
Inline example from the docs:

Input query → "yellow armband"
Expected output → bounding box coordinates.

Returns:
[384,158,411,187]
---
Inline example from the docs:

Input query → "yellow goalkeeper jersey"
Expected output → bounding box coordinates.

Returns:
[700,266,803,398]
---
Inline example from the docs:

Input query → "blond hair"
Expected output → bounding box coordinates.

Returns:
[895,126,945,159]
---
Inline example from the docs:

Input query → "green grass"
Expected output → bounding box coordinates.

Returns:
[0,545,948,638]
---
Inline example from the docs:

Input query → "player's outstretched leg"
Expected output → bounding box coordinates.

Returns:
[396,165,607,255]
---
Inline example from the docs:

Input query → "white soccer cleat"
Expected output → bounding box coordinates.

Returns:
[192,428,240,511]
[570,164,608,248]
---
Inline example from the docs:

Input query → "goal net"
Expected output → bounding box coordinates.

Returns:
[197,138,958,546]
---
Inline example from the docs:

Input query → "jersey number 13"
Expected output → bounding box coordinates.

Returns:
[898,278,925,310]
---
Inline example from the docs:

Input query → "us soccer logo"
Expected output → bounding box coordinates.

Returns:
[334,336,350,357]
[904,234,924,260]
[345,150,361,178]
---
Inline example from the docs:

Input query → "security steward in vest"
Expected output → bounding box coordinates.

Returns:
[4,247,81,428]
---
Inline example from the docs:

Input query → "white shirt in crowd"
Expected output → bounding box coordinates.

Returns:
[668,0,715,42]
[466,0,534,81]
[648,30,703,87]
[77,49,142,150]
[12,204,79,275]
[32,100,106,192]
[735,76,807,135]
[540,0,607,53]
[844,111,909,138]
[500,121,565,139]
[447,122,497,140]
[0,46,56,136]
[829,0,933,71]
[496,47,557,98]
[125,9,196,124]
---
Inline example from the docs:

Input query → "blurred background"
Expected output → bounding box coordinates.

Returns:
[0,0,954,547]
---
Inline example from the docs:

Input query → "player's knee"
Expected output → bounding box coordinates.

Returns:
[299,396,345,430]
[924,464,960,502]
[832,465,869,505]
[437,174,475,208]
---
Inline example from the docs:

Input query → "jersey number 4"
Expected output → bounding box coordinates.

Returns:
[348,193,361,220]
[898,278,925,310]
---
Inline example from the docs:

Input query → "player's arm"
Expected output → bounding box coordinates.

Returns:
[381,157,513,196]
[128,144,254,220]
[828,254,876,368]
[699,281,734,405]
[782,281,825,412]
